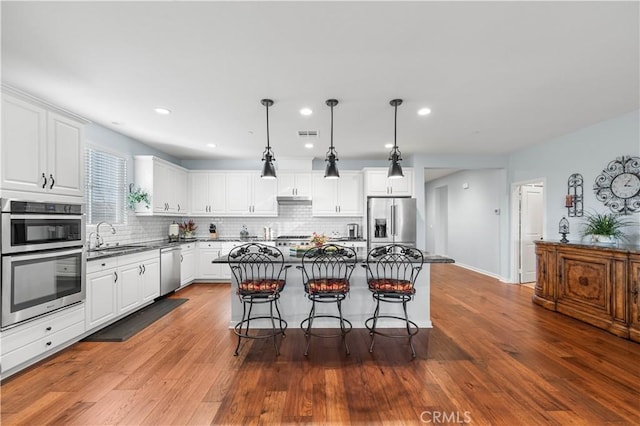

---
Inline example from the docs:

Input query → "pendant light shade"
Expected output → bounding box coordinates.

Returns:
[388,98,404,179]
[260,98,277,179]
[324,99,340,179]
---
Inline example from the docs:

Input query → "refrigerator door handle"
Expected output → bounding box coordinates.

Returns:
[390,204,395,236]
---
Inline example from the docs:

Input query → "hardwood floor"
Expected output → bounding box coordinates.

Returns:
[2,264,640,425]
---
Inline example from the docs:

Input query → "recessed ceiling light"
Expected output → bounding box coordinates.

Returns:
[300,108,313,116]
[154,107,171,115]
[384,143,394,149]
[304,143,314,149]
[206,143,216,148]
[417,107,431,116]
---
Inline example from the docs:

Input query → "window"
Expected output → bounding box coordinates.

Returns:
[84,147,127,225]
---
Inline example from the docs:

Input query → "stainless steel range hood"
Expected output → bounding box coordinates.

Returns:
[276,195,312,205]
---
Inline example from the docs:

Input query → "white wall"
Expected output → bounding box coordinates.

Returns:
[508,110,640,246]
[425,169,506,278]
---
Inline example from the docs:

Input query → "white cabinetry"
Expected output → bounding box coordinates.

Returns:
[180,242,196,287]
[225,172,277,216]
[134,156,188,215]
[277,171,312,197]
[190,172,226,215]
[1,91,85,198]
[364,168,413,196]
[311,171,363,216]
[0,303,85,375]
[196,241,241,280]
[86,250,160,332]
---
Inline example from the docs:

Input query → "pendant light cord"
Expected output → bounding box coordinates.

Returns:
[265,102,270,150]
[330,103,334,150]
[393,102,398,150]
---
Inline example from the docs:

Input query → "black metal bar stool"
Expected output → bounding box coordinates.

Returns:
[297,244,357,356]
[362,244,424,357]
[228,243,291,356]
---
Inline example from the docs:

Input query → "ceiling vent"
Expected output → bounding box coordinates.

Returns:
[297,130,319,138]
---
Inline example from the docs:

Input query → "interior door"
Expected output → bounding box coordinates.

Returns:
[520,184,544,283]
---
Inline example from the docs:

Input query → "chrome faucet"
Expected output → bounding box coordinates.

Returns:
[95,222,116,248]
[87,232,101,250]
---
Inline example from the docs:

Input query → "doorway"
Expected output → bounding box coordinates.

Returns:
[512,181,544,285]
[434,185,448,256]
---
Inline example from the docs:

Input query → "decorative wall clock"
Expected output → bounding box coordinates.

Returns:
[593,155,640,215]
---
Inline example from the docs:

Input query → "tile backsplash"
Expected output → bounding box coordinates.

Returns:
[87,204,363,246]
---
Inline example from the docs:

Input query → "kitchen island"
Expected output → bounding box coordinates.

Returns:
[213,248,454,329]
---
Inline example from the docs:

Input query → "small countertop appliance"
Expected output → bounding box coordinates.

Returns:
[347,223,360,240]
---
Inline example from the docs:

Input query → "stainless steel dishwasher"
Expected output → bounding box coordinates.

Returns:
[160,246,181,296]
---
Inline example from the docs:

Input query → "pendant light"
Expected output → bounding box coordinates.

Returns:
[260,98,276,179]
[324,99,340,179]
[388,98,404,179]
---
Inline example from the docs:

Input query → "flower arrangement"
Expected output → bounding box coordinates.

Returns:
[310,232,328,247]
[179,220,198,237]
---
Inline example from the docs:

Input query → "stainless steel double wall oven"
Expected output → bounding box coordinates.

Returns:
[1,199,86,328]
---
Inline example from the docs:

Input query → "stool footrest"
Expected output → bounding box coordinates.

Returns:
[234,316,288,339]
[365,315,419,338]
[300,314,352,339]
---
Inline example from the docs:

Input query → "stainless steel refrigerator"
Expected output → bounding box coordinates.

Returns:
[367,197,417,250]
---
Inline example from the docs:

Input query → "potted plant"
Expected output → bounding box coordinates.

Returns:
[127,187,150,210]
[310,232,328,247]
[580,211,633,244]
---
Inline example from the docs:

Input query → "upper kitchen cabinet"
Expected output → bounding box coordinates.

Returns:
[277,171,312,198]
[311,171,363,216]
[1,91,86,198]
[134,156,188,216]
[363,167,414,197]
[225,172,277,216]
[190,171,226,216]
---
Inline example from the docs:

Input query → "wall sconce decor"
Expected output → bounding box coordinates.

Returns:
[567,173,583,217]
[559,216,570,243]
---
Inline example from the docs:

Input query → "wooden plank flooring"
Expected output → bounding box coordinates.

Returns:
[2,264,640,425]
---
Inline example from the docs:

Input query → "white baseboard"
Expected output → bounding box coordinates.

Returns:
[451,262,511,283]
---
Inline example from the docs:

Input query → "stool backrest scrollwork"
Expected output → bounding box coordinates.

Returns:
[228,243,287,288]
[363,244,424,288]
[299,244,357,284]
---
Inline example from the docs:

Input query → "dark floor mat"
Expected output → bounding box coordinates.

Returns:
[83,298,188,342]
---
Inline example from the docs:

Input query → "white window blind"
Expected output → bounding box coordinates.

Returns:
[84,148,127,225]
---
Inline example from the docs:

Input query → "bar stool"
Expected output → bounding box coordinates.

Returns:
[298,244,357,356]
[362,244,424,357]
[228,243,291,356]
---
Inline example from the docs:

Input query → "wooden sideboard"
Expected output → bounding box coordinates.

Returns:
[534,241,640,342]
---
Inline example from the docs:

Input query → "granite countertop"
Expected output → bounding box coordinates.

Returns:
[535,239,640,255]
[213,250,454,265]
[86,237,369,261]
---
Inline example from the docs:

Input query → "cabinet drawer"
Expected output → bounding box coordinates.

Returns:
[181,243,194,251]
[1,304,85,353]
[118,250,159,266]
[87,257,118,274]
[198,241,221,249]
[1,321,85,373]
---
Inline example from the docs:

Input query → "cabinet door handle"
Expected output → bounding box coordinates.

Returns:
[139,265,143,275]
[46,341,52,346]
[178,204,181,211]
[42,173,47,189]
[49,174,55,189]
[46,326,52,331]
[114,271,118,282]
[142,264,146,274]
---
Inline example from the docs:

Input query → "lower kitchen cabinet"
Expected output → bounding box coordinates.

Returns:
[180,242,196,287]
[86,250,160,332]
[1,302,85,375]
[196,241,240,280]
